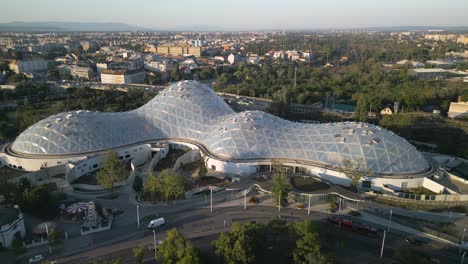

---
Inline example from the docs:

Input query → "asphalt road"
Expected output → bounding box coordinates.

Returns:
[49,206,462,264]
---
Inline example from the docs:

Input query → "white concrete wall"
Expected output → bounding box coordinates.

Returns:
[448,171,468,184]
[2,153,86,172]
[422,177,457,194]
[147,144,169,172]
[205,157,258,175]
[8,164,67,185]
[173,150,200,171]
[370,176,424,191]
[0,209,26,248]
[66,144,152,184]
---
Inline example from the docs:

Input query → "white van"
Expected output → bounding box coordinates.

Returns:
[147,217,165,229]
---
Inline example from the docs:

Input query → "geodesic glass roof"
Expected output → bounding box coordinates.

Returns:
[11,80,429,174]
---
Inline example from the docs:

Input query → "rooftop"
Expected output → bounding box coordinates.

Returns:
[0,206,20,227]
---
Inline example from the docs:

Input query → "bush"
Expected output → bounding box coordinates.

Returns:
[248,197,260,204]
[11,237,25,255]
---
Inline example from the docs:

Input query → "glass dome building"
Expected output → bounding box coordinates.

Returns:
[10,81,429,175]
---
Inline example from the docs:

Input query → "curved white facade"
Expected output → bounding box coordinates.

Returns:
[10,81,429,175]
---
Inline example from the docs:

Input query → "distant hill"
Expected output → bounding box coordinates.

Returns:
[0,21,151,32]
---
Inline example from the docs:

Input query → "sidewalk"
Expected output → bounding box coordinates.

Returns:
[358,211,458,246]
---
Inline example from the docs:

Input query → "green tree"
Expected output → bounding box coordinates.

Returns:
[133,175,143,194]
[198,158,207,178]
[199,67,215,80]
[291,221,332,264]
[11,237,25,255]
[144,170,160,201]
[354,96,368,122]
[132,246,144,264]
[96,151,127,192]
[171,63,181,82]
[271,173,291,206]
[158,169,185,201]
[157,228,200,264]
[213,223,266,264]
[341,158,372,189]
[48,228,62,245]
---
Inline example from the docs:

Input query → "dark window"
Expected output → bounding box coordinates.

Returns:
[125,154,130,159]
[211,165,216,170]
[361,181,372,188]
[18,166,23,170]
[93,164,98,169]
[118,156,124,160]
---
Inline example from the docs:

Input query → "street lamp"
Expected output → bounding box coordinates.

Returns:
[380,230,386,260]
[45,223,52,254]
[245,189,248,210]
[278,192,281,218]
[136,205,140,229]
[153,230,157,259]
[210,188,213,213]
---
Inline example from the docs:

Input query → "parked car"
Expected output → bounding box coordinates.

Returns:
[405,237,423,246]
[147,217,165,229]
[29,255,45,263]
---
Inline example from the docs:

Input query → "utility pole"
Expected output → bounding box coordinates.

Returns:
[307,195,311,215]
[462,251,467,264]
[45,223,52,254]
[380,230,386,260]
[137,205,140,229]
[338,197,342,229]
[244,189,247,210]
[278,192,281,218]
[294,66,297,88]
[153,230,157,259]
[210,188,213,213]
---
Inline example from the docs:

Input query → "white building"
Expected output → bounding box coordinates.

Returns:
[448,96,468,119]
[0,205,26,249]
[70,66,95,81]
[9,59,48,75]
[101,69,146,84]
[228,54,240,64]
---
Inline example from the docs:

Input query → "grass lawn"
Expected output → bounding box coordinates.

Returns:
[291,176,329,192]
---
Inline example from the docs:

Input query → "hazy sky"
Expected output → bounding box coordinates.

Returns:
[2,0,468,29]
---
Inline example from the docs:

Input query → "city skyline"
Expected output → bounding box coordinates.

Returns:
[2,0,468,30]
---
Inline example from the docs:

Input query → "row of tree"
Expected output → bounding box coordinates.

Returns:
[147,219,332,264]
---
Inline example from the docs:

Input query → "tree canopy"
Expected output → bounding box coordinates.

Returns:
[213,222,266,264]
[157,228,200,264]
[96,151,127,191]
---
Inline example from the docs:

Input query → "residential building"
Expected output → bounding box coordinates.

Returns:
[380,107,393,115]
[396,60,424,68]
[426,60,453,69]
[70,66,95,81]
[228,54,241,64]
[155,46,202,57]
[0,205,26,249]
[100,69,145,84]
[408,68,447,79]
[9,59,48,75]
[448,96,468,119]
[457,35,468,45]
